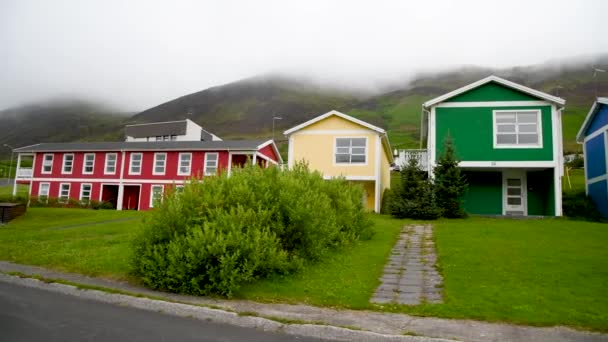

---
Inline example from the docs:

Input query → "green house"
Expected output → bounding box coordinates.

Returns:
[421,76,566,216]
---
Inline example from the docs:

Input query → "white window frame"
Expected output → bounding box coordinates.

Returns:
[79,183,92,202]
[149,185,164,208]
[204,152,219,176]
[38,182,50,201]
[177,152,192,176]
[62,154,74,174]
[493,110,543,149]
[42,154,54,174]
[153,152,167,175]
[59,183,70,203]
[104,153,117,175]
[82,153,95,175]
[129,153,143,175]
[334,137,368,165]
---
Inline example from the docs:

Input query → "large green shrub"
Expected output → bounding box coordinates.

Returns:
[131,163,373,297]
[562,191,605,222]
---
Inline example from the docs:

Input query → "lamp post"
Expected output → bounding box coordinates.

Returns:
[272,116,282,141]
[3,144,14,185]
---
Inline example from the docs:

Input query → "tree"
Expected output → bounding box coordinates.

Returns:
[434,134,468,218]
[390,157,441,220]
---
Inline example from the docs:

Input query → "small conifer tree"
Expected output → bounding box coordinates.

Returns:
[434,134,468,218]
[390,157,440,220]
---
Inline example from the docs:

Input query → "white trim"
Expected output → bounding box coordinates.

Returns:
[27,153,37,201]
[203,152,219,176]
[117,151,126,210]
[554,166,562,216]
[149,184,164,208]
[588,174,608,185]
[98,183,119,202]
[256,139,283,164]
[125,119,187,127]
[502,170,527,216]
[38,182,50,198]
[30,177,187,184]
[459,161,556,168]
[177,152,192,176]
[61,153,74,174]
[428,107,436,176]
[41,153,54,174]
[287,136,294,168]
[152,152,167,175]
[423,75,565,108]
[374,134,381,213]
[104,153,118,175]
[576,97,608,142]
[129,152,143,175]
[283,110,385,135]
[58,182,70,203]
[583,140,589,195]
[492,110,543,149]
[583,123,608,142]
[333,136,368,166]
[291,129,376,136]
[227,152,233,176]
[82,153,95,175]
[322,175,376,181]
[79,183,93,202]
[435,101,550,108]
[255,152,278,165]
[121,183,142,211]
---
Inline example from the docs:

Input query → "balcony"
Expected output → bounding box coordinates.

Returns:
[16,168,32,179]
[393,149,429,172]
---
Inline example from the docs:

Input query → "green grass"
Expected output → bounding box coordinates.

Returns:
[0,208,143,280]
[0,184,29,197]
[563,168,585,193]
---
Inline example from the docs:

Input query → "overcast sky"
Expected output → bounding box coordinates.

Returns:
[1,0,606,111]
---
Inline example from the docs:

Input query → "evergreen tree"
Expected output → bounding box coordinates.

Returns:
[434,134,468,218]
[390,157,440,220]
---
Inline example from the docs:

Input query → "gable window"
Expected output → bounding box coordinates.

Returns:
[38,182,50,202]
[129,153,142,175]
[42,154,54,174]
[150,185,164,208]
[62,154,74,174]
[105,153,117,174]
[178,153,192,175]
[335,138,367,164]
[153,153,167,175]
[83,153,95,174]
[494,110,542,148]
[59,183,70,203]
[204,153,218,176]
[80,183,92,202]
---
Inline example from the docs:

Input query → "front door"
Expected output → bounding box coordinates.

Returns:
[503,170,526,216]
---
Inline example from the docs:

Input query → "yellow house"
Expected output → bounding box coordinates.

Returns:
[284,110,393,212]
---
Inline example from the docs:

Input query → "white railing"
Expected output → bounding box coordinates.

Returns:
[394,149,429,172]
[16,168,33,178]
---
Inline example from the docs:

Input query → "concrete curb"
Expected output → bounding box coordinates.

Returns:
[0,273,454,342]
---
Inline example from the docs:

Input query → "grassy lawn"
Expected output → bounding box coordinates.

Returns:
[563,168,585,193]
[0,208,606,331]
[0,208,143,280]
[0,184,29,197]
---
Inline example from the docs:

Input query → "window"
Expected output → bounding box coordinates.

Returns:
[38,183,50,202]
[170,135,177,141]
[59,183,70,203]
[494,110,542,148]
[105,153,117,174]
[80,183,92,202]
[204,153,218,176]
[83,153,95,174]
[335,138,367,164]
[178,153,192,175]
[129,153,142,174]
[62,154,74,174]
[175,185,185,193]
[153,153,167,175]
[42,154,54,173]
[163,135,170,141]
[150,185,164,208]
[156,136,162,141]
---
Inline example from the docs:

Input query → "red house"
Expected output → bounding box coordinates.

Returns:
[11,120,281,210]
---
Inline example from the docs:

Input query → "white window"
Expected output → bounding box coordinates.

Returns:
[155,136,162,141]
[42,154,54,173]
[493,110,542,148]
[335,138,367,164]
[62,154,74,174]
[153,153,167,175]
[170,135,177,141]
[178,153,192,175]
[83,153,95,174]
[38,183,50,201]
[129,153,142,175]
[150,185,164,208]
[105,153,117,174]
[204,153,218,176]
[163,135,170,141]
[59,183,70,203]
[80,183,92,202]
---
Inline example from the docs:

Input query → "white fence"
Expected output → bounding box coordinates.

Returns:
[393,149,429,172]
[16,168,32,178]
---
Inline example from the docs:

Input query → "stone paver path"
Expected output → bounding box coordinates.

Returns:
[371,224,443,305]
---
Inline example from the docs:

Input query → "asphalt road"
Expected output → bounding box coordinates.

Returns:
[0,281,326,342]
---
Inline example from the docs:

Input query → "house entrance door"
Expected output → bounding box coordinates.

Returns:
[503,170,526,216]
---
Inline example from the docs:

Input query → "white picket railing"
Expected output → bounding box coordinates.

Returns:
[394,149,429,172]
[16,168,32,178]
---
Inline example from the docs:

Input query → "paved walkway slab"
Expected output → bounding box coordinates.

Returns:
[371,224,443,305]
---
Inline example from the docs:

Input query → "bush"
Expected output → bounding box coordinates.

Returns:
[434,135,468,218]
[380,188,393,215]
[131,163,373,297]
[562,191,605,222]
[389,158,441,220]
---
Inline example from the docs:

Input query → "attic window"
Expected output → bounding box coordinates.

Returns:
[493,110,542,148]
